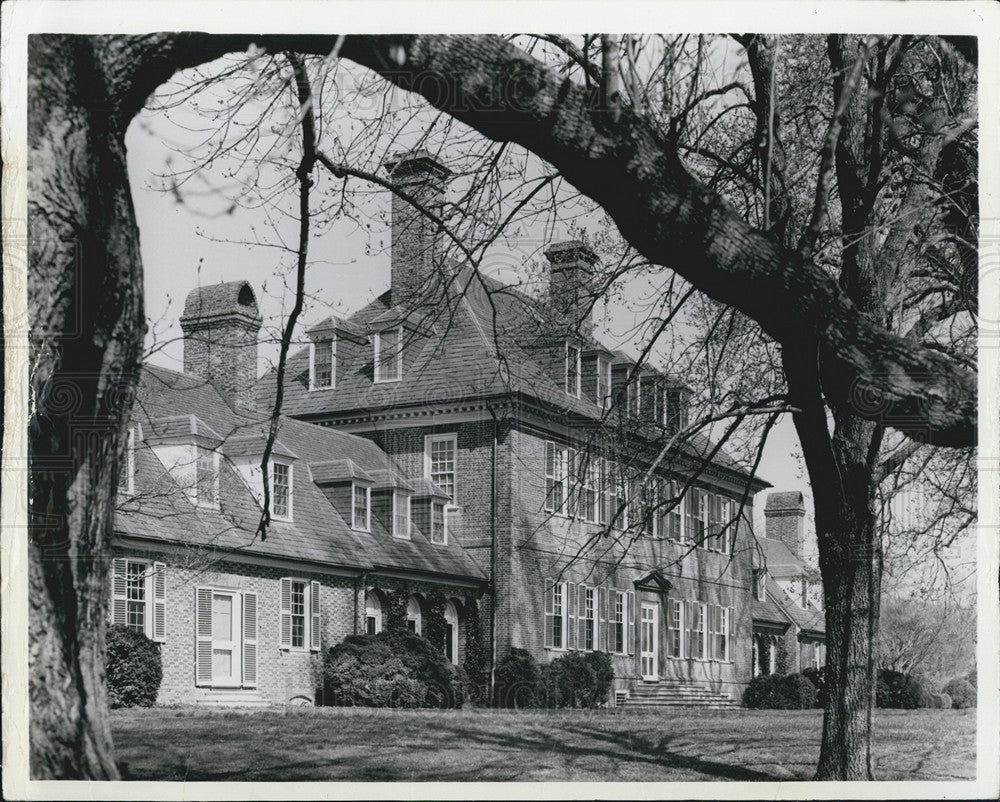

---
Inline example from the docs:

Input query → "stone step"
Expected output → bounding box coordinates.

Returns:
[620,682,738,710]
[196,691,271,707]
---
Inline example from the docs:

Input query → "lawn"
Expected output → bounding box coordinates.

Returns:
[111,706,976,782]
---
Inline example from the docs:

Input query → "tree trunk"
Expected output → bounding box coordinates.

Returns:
[27,34,146,779]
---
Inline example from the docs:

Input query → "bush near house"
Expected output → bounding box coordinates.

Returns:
[801,667,826,708]
[105,624,163,708]
[540,651,614,709]
[322,632,465,709]
[743,673,816,710]
[942,678,976,709]
[494,647,543,708]
[876,670,925,709]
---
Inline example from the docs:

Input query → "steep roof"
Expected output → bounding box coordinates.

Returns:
[755,536,810,578]
[118,364,485,583]
[257,265,769,487]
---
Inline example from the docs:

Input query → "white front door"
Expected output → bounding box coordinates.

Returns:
[640,603,659,680]
[212,591,241,686]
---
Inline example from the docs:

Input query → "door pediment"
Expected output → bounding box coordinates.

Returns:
[633,570,672,594]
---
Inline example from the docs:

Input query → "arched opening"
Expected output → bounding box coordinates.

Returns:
[365,590,383,635]
[444,599,461,665]
[406,595,423,636]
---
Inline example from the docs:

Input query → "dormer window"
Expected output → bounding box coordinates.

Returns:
[430,501,446,545]
[565,343,581,398]
[309,337,336,390]
[596,356,612,410]
[374,326,402,383]
[393,490,411,538]
[118,426,135,497]
[271,462,292,520]
[352,483,371,531]
[195,445,220,508]
[665,388,688,433]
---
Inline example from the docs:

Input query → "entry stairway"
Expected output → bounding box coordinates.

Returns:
[618,681,739,710]
[196,689,271,708]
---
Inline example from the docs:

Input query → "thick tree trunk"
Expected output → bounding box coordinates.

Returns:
[27,34,146,779]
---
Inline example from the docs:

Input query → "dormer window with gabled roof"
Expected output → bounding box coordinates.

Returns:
[118,426,136,498]
[374,326,402,383]
[271,461,292,520]
[196,445,220,509]
[352,483,371,531]
[596,355,612,410]
[309,336,336,390]
[565,342,581,398]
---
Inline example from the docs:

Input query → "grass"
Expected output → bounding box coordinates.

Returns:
[111,706,976,782]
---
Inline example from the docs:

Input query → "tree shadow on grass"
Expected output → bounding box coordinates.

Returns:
[134,715,789,782]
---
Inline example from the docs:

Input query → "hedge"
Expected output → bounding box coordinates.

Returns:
[494,647,542,708]
[876,669,925,709]
[541,651,614,708]
[743,673,816,709]
[105,624,163,708]
[800,667,826,708]
[322,632,466,708]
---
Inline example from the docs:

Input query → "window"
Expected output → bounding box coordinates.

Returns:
[668,599,683,658]
[271,462,291,520]
[565,343,581,397]
[544,442,570,515]
[309,337,336,390]
[581,455,599,523]
[279,577,320,651]
[425,433,457,500]
[365,593,382,635]
[718,497,732,553]
[393,491,410,539]
[612,591,627,654]
[664,388,687,433]
[596,356,612,410]
[352,484,370,531]
[689,603,706,660]
[582,586,596,650]
[711,606,731,661]
[545,580,566,649]
[118,426,135,497]
[627,378,641,416]
[112,557,166,642]
[430,501,446,544]
[196,446,219,508]
[752,568,766,601]
[686,488,707,546]
[444,601,460,665]
[406,596,422,635]
[666,481,684,542]
[599,459,626,529]
[374,326,402,382]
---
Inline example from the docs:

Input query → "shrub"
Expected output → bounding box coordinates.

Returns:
[935,692,953,710]
[801,667,827,708]
[943,678,976,709]
[876,669,924,709]
[105,624,162,708]
[462,597,490,705]
[494,647,542,708]
[586,651,615,705]
[743,673,816,709]
[780,673,818,709]
[322,632,465,708]
[964,668,977,689]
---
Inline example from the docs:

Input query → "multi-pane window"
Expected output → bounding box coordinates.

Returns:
[583,587,595,650]
[544,442,570,514]
[612,591,626,654]
[596,357,612,410]
[599,460,626,529]
[712,606,730,661]
[692,603,706,660]
[664,388,687,433]
[581,456,599,523]
[686,488,707,545]
[272,463,290,519]
[426,434,457,500]
[545,581,565,649]
[717,497,732,553]
[290,580,306,649]
[565,343,581,397]
[118,427,135,497]
[352,484,370,531]
[393,491,410,538]
[196,446,219,507]
[431,502,446,544]
[374,326,402,382]
[666,480,684,541]
[311,338,335,389]
[668,599,683,658]
[126,561,147,633]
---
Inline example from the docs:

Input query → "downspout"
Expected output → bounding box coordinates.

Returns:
[487,403,499,700]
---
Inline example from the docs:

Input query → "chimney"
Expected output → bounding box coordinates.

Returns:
[180,280,262,412]
[385,150,452,304]
[764,491,806,557]
[545,240,599,330]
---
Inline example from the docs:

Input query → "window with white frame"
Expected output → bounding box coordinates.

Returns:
[118,426,135,497]
[279,577,320,651]
[599,459,626,529]
[406,596,422,634]
[718,496,732,553]
[666,480,684,541]
[392,491,410,539]
[710,605,731,661]
[111,557,166,642]
[544,580,566,649]
[612,591,627,654]
[596,356,612,409]
[430,501,446,544]
[352,484,370,531]
[565,343,581,397]
[374,326,402,383]
[582,586,596,650]
[686,488,707,546]
[271,462,291,520]
[309,337,336,390]
[581,455,599,523]
[627,378,641,416]
[126,560,147,632]
[425,433,457,500]
[668,599,683,658]
[692,603,707,659]
[196,445,219,508]
[664,388,687,433]
[365,592,382,635]
[544,441,570,515]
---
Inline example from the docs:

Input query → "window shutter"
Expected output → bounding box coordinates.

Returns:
[577,586,588,650]
[279,577,292,649]
[684,600,693,658]
[728,606,734,662]
[111,558,127,626]
[310,580,321,651]
[152,562,166,643]
[543,579,554,648]
[242,591,258,688]
[598,586,609,651]
[195,587,213,687]
[566,582,577,650]
[627,591,636,655]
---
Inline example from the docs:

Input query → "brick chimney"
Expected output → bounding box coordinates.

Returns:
[545,240,598,329]
[180,280,261,412]
[764,491,806,557]
[385,150,452,303]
